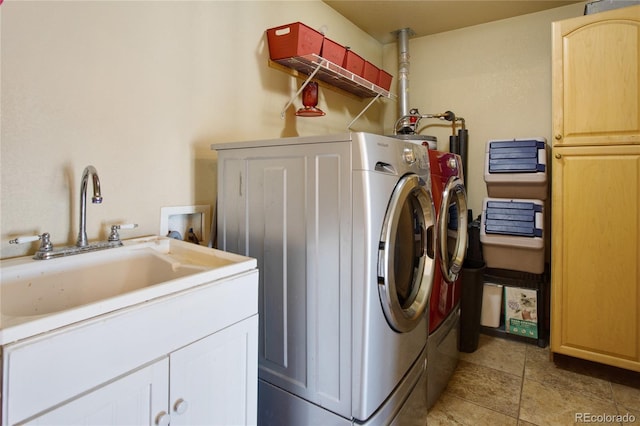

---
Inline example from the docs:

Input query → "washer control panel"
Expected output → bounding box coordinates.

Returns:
[402,144,429,170]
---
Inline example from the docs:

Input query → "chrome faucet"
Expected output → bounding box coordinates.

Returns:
[9,164,138,259]
[76,165,102,247]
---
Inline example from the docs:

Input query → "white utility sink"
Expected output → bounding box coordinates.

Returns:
[0,236,256,344]
[2,248,208,318]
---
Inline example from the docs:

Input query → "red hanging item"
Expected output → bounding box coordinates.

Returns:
[296,81,325,117]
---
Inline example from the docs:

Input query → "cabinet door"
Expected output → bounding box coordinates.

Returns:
[169,315,258,426]
[552,5,640,147]
[25,359,169,426]
[551,145,640,371]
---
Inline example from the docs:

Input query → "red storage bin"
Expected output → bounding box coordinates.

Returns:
[321,38,347,65]
[363,61,380,84]
[342,50,365,76]
[266,22,324,60]
[377,70,393,91]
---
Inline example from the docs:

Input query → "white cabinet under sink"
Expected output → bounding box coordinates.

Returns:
[23,359,170,425]
[20,317,257,426]
[0,241,259,426]
[169,316,258,426]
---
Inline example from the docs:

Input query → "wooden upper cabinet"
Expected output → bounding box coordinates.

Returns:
[552,5,640,147]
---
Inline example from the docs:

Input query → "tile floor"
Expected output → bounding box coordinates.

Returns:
[426,334,640,425]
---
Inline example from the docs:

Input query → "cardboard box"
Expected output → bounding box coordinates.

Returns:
[584,0,639,14]
[266,22,324,60]
[505,287,538,338]
[481,283,503,327]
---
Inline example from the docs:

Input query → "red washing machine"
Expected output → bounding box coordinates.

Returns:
[426,150,468,409]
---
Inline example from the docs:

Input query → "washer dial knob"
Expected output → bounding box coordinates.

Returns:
[447,157,458,170]
[403,147,417,165]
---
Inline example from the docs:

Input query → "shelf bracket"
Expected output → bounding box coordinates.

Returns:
[273,54,395,125]
[347,93,382,130]
[280,64,322,119]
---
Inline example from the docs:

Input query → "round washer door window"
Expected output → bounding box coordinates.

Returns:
[439,176,468,283]
[378,174,436,333]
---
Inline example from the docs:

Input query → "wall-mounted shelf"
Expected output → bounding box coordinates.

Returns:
[271,54,395,128]
[275,54,395,99]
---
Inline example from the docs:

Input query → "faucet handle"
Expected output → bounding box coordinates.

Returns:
[115,223,138,230]
[9,235,41,244]
[9,233,53,252]
[108,224,138,242]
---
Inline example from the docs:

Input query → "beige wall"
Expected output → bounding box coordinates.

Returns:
[0,0,387,258]
[382,2,585,217]
[0,0,588,259]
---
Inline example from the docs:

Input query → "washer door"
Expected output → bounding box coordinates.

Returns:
[439,176,468,283]
[378,174,436,333]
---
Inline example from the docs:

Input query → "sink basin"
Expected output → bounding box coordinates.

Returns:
[0,236,256,344]
[2,249,208,317]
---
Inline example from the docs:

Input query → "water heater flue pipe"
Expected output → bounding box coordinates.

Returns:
[396,28,414,120]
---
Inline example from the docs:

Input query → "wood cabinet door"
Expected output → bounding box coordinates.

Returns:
[552,6,640,147]
[26,360,169,426]
[551,145,640,371]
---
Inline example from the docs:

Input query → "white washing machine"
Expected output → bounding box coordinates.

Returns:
[213,133,436,425]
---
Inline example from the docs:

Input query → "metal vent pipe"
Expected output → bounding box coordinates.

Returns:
[395,28,414,119]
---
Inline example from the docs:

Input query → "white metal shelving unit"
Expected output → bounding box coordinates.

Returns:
[273,54,396,129]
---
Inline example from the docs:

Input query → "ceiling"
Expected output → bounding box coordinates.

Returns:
[322,0,584,44]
